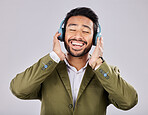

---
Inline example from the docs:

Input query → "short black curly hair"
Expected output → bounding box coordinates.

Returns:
[63,7,99,42]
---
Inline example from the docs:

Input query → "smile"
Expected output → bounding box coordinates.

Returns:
[71,41,84,47]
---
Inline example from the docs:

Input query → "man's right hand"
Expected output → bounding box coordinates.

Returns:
[53,32,66,61]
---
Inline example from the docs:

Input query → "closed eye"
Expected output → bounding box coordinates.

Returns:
[70,29,76,31]
[82,31,89,33]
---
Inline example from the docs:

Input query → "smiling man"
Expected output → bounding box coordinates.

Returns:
[10,7,138,115]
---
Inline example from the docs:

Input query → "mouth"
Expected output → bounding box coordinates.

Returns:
[68,39,87,51]
[71,41,84,47]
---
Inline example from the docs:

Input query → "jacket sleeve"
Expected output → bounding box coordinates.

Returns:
[10,54,58,100]
[94,61,138,110]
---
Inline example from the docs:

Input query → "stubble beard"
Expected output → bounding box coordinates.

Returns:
[64,41,92,57]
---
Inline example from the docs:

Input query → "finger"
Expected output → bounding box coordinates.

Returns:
[96,37,100,47]
[99,37,104,50]
[54,32,61,39]
[61,53,66,60]
[53,32,61,43]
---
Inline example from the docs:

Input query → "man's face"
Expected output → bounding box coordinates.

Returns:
[64,16,94,57]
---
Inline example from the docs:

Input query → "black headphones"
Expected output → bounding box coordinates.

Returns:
[58,20,102,46]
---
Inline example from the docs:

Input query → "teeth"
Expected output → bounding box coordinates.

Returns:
[72,42,83,46]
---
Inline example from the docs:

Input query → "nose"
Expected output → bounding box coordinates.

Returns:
[74,31,83,39]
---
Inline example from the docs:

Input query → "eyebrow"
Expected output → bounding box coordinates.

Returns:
[68,24,91,30]
[82,25,91,30]
[68,24,77,27]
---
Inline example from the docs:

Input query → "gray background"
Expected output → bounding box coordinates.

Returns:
[0,0,148,114]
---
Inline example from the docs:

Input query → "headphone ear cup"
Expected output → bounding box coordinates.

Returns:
[58,20,65,41]
[93,32,101,46]
[58,28,64,41]
[93,24,102,46]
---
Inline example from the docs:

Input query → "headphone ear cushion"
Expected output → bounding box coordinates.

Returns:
[58,28,64,41]
[93,32,102,46]
[58,20,65,41]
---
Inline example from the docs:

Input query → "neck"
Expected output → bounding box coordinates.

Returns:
[66,53,89,71]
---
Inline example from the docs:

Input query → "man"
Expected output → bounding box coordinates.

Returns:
[10,7,138,115]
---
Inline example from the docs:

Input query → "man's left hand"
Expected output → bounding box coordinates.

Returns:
[89,37,104,69]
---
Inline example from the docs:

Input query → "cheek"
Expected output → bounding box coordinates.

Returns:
[64,31,74,43]
[88,39,93,45]
[64,31,69,43]
[86,35,93,45]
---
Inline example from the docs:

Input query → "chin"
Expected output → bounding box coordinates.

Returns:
[69,51,86,57]
[66,45,91,57]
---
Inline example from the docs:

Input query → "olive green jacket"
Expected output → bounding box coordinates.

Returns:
[10,54,138,115]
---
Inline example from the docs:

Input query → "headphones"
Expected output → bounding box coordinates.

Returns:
[58,20,102,46]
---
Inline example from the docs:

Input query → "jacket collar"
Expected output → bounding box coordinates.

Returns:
[56,60,95,105]
[56,61,73,102]
[64,58,88,73]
